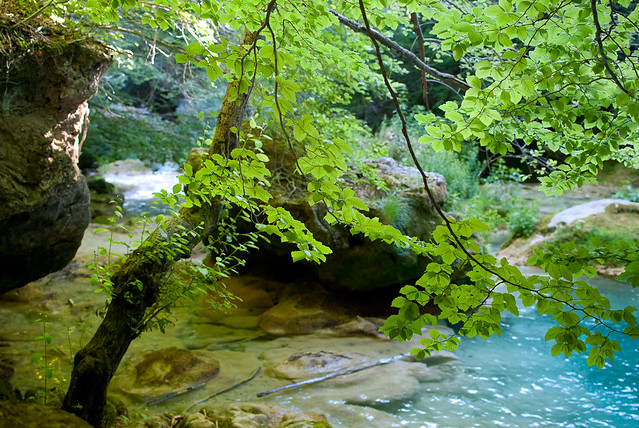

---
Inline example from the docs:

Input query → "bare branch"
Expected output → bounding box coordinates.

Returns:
[330,9,470,93]
[411,12,429,110]
[591,0,633,96]
[95,25,184,53]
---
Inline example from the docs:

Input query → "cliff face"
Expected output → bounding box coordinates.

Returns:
[0,19,111,294]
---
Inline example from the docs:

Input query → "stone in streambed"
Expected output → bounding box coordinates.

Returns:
[264,350,370,381]
[119,347,220,401]
[258,288,351,336]
[197,403,331,428]
[0,401,92,427]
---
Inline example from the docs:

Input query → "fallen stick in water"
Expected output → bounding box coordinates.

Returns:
[257,352,411,398]
[184,367,262,413]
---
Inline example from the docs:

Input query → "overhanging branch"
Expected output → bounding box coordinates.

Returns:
[330,9,470,93]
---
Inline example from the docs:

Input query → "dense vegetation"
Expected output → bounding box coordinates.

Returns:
[4,0,639,426]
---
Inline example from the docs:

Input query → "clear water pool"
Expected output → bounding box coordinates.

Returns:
[384,274,639,427]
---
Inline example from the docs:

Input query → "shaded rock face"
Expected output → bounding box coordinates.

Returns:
[245,156,446,291]
[0,24,111,293]
[272,158,446,291]
[188,142,448,291]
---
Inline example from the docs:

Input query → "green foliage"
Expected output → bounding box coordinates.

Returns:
[83,108,203,165]
[49,0,639,373]
[452,184,539,240]
[378,194,409,228]
[89,205,247,333]
[30,314,54,405]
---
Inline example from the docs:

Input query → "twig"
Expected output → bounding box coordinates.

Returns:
[95,25,184,53]
[257,353,410,397]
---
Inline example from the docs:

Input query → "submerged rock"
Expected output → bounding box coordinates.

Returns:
[0,18,111,294]
[119,347,220,401]
[264,350,370,380]
[0,401,92,427]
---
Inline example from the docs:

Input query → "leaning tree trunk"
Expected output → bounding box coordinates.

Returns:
[62,28,257,427]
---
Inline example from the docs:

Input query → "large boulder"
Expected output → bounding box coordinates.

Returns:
[0,17,111,293]
[189,143,448,292]
[252,157,447,291]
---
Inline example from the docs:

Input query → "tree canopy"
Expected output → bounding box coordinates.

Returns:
[5,0,639,425]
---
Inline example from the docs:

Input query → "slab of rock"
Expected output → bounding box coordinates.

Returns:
[119,347,220,402]
[258,288,350,336]
[547,199,639,228]
[264,350,370,380]
[0,18,111,293]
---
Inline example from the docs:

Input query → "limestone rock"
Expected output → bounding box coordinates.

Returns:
[264,350,370,380]
[87,175,123,221]
[245,157,447,291]
[258,288,350,336]
[199,403,331,428]
[547,199,639,228]
[124,347,220,401]
[0,19,111,293]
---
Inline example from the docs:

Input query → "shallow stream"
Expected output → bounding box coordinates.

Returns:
[1,169,637,427]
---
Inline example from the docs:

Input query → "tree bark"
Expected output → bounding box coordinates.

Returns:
[62,28,257,427]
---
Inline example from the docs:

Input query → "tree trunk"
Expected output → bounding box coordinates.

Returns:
[62,28,257,427]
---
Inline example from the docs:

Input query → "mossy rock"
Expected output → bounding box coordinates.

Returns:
[0,401,92,428]
[135,347,220,388]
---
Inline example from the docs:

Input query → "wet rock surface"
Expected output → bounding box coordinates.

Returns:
[199,403,331,428]
[0,401,93,428]
[115,347,220,402]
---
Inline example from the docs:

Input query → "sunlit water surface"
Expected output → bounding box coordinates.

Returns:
[387,274,639,427]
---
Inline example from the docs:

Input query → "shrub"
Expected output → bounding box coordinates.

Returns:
[506,204,539,238]
[613,185,639,203]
